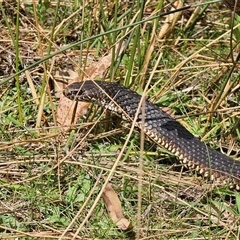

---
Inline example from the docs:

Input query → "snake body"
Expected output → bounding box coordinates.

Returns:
[63,80,240,189]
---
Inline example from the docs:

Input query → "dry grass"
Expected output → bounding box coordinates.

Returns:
[0,0,240,239]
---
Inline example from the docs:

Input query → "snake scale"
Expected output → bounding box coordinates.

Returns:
[63,80,240,189]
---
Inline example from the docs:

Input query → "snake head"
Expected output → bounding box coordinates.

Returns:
[63,80,112,105]
[63,82,81,99]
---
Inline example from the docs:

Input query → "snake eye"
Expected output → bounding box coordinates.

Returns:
[74,88,84,95]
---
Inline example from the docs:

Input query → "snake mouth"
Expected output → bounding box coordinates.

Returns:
[63,87,71,97]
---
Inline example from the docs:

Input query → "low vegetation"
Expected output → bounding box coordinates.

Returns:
[0,0,239,239]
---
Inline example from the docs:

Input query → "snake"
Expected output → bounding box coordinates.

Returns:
[63,80,240,189]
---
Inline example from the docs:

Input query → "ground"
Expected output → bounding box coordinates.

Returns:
[0,0,240,239]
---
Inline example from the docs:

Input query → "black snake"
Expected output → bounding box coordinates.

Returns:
[63,80,240,189]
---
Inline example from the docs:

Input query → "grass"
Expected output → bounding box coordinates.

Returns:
[0,0,240,239]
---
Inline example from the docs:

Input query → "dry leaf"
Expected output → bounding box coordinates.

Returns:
[102,183,133,230]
